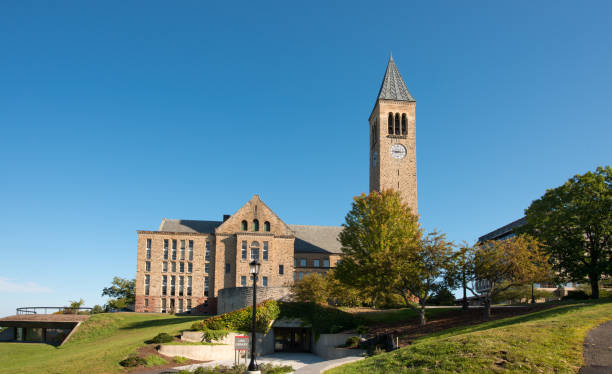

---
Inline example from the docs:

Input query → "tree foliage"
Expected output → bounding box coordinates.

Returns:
[102,277,135,311]
[291,273,329,304]
[521,166,612,299]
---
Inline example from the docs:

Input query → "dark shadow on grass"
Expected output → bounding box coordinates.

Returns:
[121,315,205,330]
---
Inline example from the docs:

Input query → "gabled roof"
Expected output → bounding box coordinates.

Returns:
[289,224,343,254]
[376,54,415,102]
[159,219,222,234]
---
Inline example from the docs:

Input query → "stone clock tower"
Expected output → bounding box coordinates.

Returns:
[369,55,417,214]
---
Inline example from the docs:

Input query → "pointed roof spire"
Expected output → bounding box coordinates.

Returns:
[376,55,415,102]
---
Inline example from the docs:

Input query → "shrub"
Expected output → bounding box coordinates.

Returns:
[119,354,146,367]
[185,363,292,374]
[173,356,189,364]
[149,332,174,344]
[144,354,168,367]
[192,300,280,333]
[201,328,230,342]
[355,325,368,335]
[344,336,359,348]
[562,290,589,300]
[278,302,363,340]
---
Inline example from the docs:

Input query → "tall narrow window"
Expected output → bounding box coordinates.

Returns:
[263,276,268,287]
[205,263,210,273]
[163,262,168,272]
[146,239,151,259]
[180,262,184,273]
[251,241,260,260]
[264,221,270,232]
[204,276,209,296]
[145,275,150,296]
[179,276,184,296]
[253,219,259,232]
[205,241,211,261]
[279,264,284,275]
[225,263,230,274]
[170,276,176,296]
[145,298,148,308]
[180,240,185,260]
[178,299,183,313]
[145,261,151,272]
[263,241,269,260]
[388,112,394,134]
[241,241,247,260]
[188,262,193,273]
[395,113,400,135]
[187,276,192,296]
[241,220,248,231]
[241,276,247,286]
[187,299,191,312]
[172,240,177,260]
[164,239,169,260]
[313,259,320,267]
[162,298,167,313]
[188,240,193,261]
[300,258,306,267]
[401,113,407,135]
[162,275,167,296]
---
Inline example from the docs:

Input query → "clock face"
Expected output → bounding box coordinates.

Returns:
[390,144,407,159]
[372,151,378,167]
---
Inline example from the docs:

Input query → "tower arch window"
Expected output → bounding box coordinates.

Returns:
[264,221,270,232]
[388,113,394,134]
[395,113,400,135]
[253,219,259,232]
[241,220,248,231]
[401,113,407,135]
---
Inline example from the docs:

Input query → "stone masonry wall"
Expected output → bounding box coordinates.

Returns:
[217,286,291,315]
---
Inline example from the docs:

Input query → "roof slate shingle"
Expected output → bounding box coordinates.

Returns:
[377,55,415,102]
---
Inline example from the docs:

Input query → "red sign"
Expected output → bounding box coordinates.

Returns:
[235,335,249,351]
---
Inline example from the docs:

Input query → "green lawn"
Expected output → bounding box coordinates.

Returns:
[351,306,458,325]
[328,300,612,373]
[0,313,203,374]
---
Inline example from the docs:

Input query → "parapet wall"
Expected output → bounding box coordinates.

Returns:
[217,286,291,314]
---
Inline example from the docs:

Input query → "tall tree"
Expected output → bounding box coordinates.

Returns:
[522,166,612,298]
[102,277,135,311]
[466,235,550,318]
[447,243,473,310]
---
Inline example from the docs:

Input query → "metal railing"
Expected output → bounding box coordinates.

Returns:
[16,307,93,315]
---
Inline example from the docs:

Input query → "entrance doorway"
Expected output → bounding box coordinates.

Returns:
[273,328,311,352]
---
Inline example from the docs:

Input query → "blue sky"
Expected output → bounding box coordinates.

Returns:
[1,1,611,316]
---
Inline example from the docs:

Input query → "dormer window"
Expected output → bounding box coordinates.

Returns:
[253,219,260,232]
[241,220,248,231]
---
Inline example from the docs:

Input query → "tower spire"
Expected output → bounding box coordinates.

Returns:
[376,55,415,102]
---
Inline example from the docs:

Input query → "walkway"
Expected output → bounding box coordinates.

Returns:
[294,356,364,374]
[175,352,326,372]
[580,319,612,374]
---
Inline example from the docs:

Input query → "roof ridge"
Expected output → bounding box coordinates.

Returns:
[376,55,415,102]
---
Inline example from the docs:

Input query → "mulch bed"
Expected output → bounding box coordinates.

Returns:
[128,336,209,373]
[367,305,557,347]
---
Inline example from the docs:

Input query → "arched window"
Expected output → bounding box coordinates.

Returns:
[250,241,260,260]
[241,220,248,231]
[388,113,394,134]
[401,113,407,135]
[252,219,259,232]
[264,221,270,232]
[395,113,400,135]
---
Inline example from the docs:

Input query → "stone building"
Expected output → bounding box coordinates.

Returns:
[135,55,418,314]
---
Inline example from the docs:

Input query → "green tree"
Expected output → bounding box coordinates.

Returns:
[447,243,473,310]
[522,166,612,299]
[102,277,135,311]
[291,273,329,304]
[64,299,84,314]
[466,235,550,319]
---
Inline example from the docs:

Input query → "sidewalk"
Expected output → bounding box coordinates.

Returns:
[580,319,612,374]
[294,356,364,374]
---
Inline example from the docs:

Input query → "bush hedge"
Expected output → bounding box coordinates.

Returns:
[119,354,146,367]
[278,302,362,339]
[191,300,280,333]
[149,332,174,344]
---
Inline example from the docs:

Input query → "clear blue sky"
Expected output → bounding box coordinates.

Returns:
[1,1,611,316]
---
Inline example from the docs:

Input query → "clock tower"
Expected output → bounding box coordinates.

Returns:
[369,54,417,214]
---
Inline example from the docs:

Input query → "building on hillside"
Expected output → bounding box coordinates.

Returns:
[134,55,419,315]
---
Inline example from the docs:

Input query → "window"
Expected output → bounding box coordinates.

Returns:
[188,240,193,261]
[146,239,151,259]
[172,262,176,272]
[145,275,150,296]
[162,298,166,313]
[172,240,177,260]
[241,241,247,260]
[205,241,211,261]
[162,275,167,296]
[323,259,330,268]
[293,272,297,280]
[187,299,191,312]
[188,262,193,273]
[145,298,148,308]
[401,113,407,135]
[241,276,247,286]
[180,240,185,260]
[205,263,209,273]
[263,242,269,260]
[241,220,248,231]
[163,262,168,272]
[170,299,175,312]
[294,258,297,267]
[395,113,400,134]
[178,299,183,313]
[313,259,320,267]
[164,239,169,260]
[187,276,192,296]
[170,276,176,296]
[145,261,151,272]
[263,276,268,287]
[179,276,184,296]
[336,259,342,265]
[264,221,270,232]
[298,272,304,280]
[180,262,185,273]
[253,219,259,231]
[251,241,260,260]
[279,264,284,275]
[204,276,209,296]
[300,259,306,267]
[225,263,230,274]
[388,112,394,134]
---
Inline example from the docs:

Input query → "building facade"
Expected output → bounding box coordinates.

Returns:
[135,56,418,314]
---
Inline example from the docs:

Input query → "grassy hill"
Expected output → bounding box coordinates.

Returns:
[328,300,612,373]
[0,313,202,374]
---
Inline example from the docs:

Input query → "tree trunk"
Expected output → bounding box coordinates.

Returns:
[483,298,491,320]
[590,275,600,299]
[419,304,426,326]
[462,281,469,310]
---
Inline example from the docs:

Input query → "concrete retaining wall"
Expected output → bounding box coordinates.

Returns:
[217,287,291,314]
[162,330,274,360]
[313,333,365,360]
